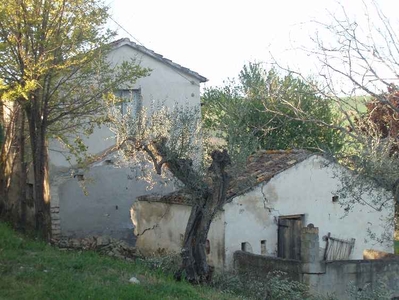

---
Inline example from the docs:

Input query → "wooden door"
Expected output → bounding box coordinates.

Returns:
[277,216,302,260]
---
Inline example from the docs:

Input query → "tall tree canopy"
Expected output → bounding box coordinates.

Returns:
[0,0,148,236]
[202,63,341,160]
[266,1,398,242]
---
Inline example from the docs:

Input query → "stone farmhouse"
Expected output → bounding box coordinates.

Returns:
[132,150,394,270]
[48,38,207,243]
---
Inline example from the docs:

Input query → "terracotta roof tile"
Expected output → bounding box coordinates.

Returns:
[137,191,194,205]
[226,149,312,199]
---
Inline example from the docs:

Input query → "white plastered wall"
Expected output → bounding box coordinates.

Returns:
[224,156,394,270]
[132,201,225,270]
[49,44,201,169]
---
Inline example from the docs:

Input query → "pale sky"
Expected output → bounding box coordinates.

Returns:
[107,0,399,88]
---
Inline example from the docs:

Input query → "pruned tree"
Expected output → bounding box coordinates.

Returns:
[107,102,233,283]
[0,0,148,237]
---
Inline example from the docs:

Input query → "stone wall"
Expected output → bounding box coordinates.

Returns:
[305,259,399,299]
[234,225,399,299]
[233,251,302,281]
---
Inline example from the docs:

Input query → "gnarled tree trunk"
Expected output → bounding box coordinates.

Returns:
[175,201,214,283]
[149,140,231,283]
[123,132,231,283]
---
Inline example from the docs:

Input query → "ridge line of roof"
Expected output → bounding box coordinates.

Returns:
[111,38,208,83]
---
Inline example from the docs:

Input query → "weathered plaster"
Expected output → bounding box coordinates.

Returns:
[48,43,204,243]
[55,154,175,244]
[234,227,399,299]
[49,44,201,168]
[132,201,225,270]
[224,156,394,270]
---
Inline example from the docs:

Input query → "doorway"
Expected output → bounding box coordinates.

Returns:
[277,214,303,260]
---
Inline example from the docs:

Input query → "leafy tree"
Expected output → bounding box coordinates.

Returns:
[354,85,399,155]
[107,102,233,283]
[202,63,341,157]
[268,0,398,242]
[0,0,148,237]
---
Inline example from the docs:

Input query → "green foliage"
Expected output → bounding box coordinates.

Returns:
[0,222,239,300]
[0,0,149,161]
[210,271,313,300]
[106,101,204,187]
[346,280,391,300]
[143,254,182,276]
[202,62,342,156]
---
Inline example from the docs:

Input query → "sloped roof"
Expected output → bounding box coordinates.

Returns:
[111,38,208,83]
[226,149,312,199]
[138,149,314,205]
[137,190,193,205]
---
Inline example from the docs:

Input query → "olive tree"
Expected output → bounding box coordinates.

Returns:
[107,101,235,283]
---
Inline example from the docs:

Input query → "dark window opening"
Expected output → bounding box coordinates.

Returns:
[261,240,267,255]
[332,196,339,203]
[241,242,253,253]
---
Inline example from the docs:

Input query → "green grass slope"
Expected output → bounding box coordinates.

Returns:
[0,223,236,300]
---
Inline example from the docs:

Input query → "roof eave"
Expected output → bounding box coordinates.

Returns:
[111,38,208,83]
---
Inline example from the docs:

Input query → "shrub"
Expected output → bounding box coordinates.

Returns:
[210,270,312,300]
[346,280,391,300]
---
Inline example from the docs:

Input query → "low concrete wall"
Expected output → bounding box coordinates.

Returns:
[305,259,399,299]
[233,251,302,282]
[234,251,399,299]
[233,225,399,299]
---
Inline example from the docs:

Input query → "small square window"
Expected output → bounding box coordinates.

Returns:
[332,196,339,203]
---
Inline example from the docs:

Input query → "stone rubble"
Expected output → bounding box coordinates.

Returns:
[128,276,140,284]
[55,236,138,260]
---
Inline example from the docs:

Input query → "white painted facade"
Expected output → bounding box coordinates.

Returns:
[48,39,206,242]
[131,155,394,271]
[223,155,394,270]
[49,39,205,169]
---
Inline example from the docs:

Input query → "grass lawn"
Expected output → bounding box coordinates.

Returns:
[0,223,238,300]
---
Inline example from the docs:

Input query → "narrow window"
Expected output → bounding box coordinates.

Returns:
[261,240,267,255]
